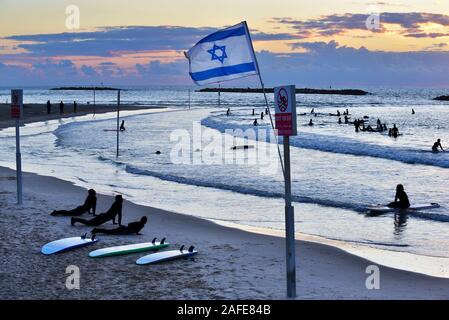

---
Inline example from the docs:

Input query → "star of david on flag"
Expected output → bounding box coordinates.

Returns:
[185,21,259,85]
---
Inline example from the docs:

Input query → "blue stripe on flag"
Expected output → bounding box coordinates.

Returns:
[190,63,256,81]
[198,26,246,44]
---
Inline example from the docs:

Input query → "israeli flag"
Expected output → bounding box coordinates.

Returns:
[185,22,259,85]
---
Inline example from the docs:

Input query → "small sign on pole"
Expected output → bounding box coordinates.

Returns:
[11,89,23,205]
[274,85,297,298]
[274,85,297,136]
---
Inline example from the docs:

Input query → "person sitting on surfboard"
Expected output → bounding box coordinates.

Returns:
[120,120,126,131]
[71,195,123,227]
[432,139,445,152]
[51,189,97,216]
[387,184,410,209]
[91,216,148,235]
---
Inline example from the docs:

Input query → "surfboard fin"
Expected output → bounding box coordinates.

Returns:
[180,245,185,252]
[152,237,157,244]
[188,246,195,253]
[161,237,166,245]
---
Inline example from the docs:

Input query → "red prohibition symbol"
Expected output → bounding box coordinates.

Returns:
[277,88,288,112]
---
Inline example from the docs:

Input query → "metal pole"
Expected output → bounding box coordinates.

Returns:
[188,89,191,110]
[283,136,296,297]
[218,83,221,108]
[116,90,120,158]
[16,118,23,205]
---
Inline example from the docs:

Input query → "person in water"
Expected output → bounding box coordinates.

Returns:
[432,139,445,152]
[338,117,342,124]
[308,119,314,126]
[92,216,147,235]
[226,108,231,116]
[261,112,264,120]
[412,109,415,115]
[120,120,126,131]
[391,124,399,138]
[337,110,341,117]
[71,195,123,227]
[344,115,349,124]
[387,184,410,209]
[51,189,97,216]
[253,119,258,126]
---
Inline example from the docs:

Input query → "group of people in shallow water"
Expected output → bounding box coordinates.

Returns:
[51,189,147,235]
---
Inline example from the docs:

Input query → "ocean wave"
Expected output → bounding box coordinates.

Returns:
[202,116,449,169]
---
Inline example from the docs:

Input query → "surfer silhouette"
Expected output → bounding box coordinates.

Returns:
[51,189,97,216]
[387,184,410,209]
[253,119,258,126]
[92,216,148,235]
[120,120,126,131]
[432,139,444,152]
[391,124,399,138]
[71,195,123,227]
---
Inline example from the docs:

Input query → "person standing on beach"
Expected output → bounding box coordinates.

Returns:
[71,195,123,227]
[387,184,410,209]
[432,139,445,152]
[46,100,51,114]
[73,101,77,113]
[59,101,64,114]
[51,189,97,216]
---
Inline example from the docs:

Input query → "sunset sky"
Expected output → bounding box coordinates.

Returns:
[2,0,449,86]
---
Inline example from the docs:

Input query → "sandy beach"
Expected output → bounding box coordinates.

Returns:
[1,165,449,300]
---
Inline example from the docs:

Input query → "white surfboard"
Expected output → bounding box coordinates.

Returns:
[89,238,169,258]
[136,245,197,265]
[368,203,440,214]
[41,234,98,255]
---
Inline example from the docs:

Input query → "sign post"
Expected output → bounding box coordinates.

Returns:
[274,85,297,297]
[11,89,23,205]
[116,89,121,158]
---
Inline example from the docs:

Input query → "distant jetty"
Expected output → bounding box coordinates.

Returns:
[50,86,121,91]
[433,95,449,101]
[198,87,369,96]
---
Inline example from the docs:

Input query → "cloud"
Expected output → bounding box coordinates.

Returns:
[272,12,449,39]
[4,26,298,57]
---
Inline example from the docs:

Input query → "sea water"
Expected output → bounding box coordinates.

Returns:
[1,86,449,266]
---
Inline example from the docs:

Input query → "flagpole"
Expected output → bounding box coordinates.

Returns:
[243,21,285,178]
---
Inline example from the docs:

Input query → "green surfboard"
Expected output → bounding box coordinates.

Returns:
[89,238,168,258]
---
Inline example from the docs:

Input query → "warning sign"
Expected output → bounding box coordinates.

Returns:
[274,85,297,136]
[11,89,23,119]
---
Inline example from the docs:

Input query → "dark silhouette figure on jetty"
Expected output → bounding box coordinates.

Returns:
[59,101,64,114]
[73,101,77,113]
[120,120,126,131]
[432,139,444,152]
[71,195,123,227]
[387,184,410,209]
[51,189,97,216]
[46,100,51,114]
[92,216,148,235]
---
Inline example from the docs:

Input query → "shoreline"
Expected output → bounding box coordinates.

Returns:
[0,103,165,129]
[2,165,449,299]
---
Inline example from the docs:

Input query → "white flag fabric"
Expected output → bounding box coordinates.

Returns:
[185,22,259,85]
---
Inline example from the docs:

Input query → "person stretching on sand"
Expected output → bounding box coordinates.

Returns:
[51,189,97,216]
[120,120,126,131]
[387,184,410,209]
[71,195,123,227]
[92,216,147,235]
[432,139,445,152]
